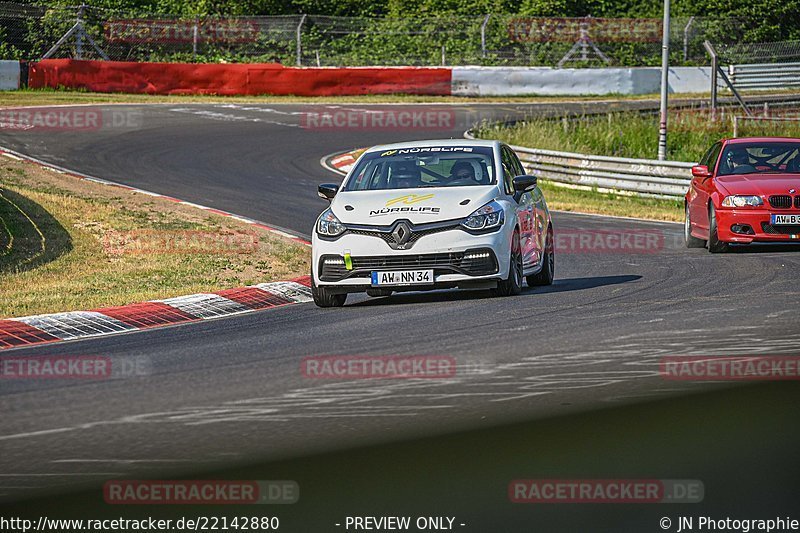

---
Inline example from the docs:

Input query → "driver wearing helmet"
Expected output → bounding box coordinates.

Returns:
[449,161,476,183]
[724,147,753,174]
[390,162,422,189]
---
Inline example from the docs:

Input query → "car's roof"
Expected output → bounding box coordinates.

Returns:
[724,137,800,144]
[366,139,500,152]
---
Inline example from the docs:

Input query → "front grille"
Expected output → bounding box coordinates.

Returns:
[319,251,498,281]
[348,226,448,249]
[347,220,459,250]
[761,222,800,235]
[769,195,792,209]
[795,196,800,209]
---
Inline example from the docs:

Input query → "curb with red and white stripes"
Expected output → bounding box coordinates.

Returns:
[322,150,360,176]
[1,138,317,351]
[0,277,312,350]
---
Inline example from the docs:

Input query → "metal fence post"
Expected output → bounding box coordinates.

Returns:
[75,4,85,59]
[683,16,694,62]
[296,14,306,67]
[657,0,671,161]
[704,41,718,117]
[441,45,446,66]
[192,16,199,61]
[481,14,491,59]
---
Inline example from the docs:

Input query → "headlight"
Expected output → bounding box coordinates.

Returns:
[317,208,346,237]
[462,200,505,231]
[721,195,763,207]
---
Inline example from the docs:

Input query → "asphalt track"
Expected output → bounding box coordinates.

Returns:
[1,101,800,529]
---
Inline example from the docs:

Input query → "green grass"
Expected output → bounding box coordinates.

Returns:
[477,108,800,162]
[0,159,310,318]
[539,181,683,222]
[1,88,744,108]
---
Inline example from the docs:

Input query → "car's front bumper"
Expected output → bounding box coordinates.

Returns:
[716,208,800,243]
[312,226,512,292]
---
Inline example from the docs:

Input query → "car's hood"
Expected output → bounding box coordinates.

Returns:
[332,186,499,225]
[715,174,800,197]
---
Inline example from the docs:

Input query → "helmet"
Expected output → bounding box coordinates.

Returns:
[390,162,421,188]
[727,148,750,166]
[450,161,476,180]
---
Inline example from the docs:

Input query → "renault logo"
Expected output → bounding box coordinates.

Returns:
[392,221,413,246]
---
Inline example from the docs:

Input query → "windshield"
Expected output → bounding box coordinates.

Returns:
[343,146,496,191]
[717,142,800,176]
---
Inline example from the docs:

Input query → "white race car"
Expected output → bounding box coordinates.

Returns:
[311,139,554,307]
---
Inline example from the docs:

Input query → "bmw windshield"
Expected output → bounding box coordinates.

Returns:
[717,141,800,176]
[343,146,496,191]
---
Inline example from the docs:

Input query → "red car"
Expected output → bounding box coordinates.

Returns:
[685,137,800,252]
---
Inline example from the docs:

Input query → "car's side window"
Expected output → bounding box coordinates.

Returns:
[509,147,526,178]
[700,142,721,169]
[500,147,516,196]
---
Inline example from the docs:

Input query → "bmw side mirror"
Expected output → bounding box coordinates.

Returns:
[318,183,339,201]
[512,175,538,192]
[691,165,711,179]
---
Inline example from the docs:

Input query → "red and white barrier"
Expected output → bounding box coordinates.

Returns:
[19,59,712,97]
[27,59,452,96]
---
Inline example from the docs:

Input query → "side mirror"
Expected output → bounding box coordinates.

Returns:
[512,175,538,192]
[318,183,339,201]
[691,165,711,179]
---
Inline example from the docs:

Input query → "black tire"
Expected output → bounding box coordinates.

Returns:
[684,203,706,248]
[707,204,729,254]
[492,230,523,297]
[527,224,554,287]
[312,275,347,307]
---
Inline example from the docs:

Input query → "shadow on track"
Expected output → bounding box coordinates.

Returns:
[350,275,641,306]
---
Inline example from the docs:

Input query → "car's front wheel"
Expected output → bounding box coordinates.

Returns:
[707,204,729,253]
[685,203,706,248]
[492,230,523,297]
[312,275,347,307]
[527,224,554,286]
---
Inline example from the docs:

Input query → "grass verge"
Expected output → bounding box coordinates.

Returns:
[540,181,682,222]
[0,88,679,107]
[0,157,310,319]
[477,107,800,162]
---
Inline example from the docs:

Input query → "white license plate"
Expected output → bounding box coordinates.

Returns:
[371,269,433,286]
[771,214,800,225]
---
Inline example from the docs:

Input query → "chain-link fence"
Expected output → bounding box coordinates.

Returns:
[714,40,800,64]
[0,3,782,67]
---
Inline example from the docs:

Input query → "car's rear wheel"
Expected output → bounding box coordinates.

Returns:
[492,230,523,297]
[707,204,729,253]
[685,203,706,248]
[312,274,347,307]
[527,224,554,287]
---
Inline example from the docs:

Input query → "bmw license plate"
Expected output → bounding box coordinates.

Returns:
[371,269,433,286]
[771,214,800,225]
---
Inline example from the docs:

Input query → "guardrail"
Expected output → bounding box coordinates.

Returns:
[511,145,695,198]
[729,62,800,91]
